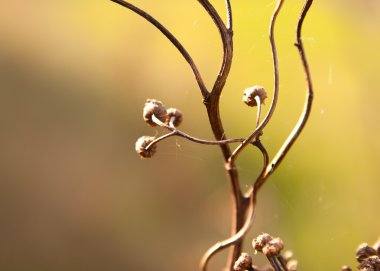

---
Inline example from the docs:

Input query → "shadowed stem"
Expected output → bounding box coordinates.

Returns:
[110,0,209,99]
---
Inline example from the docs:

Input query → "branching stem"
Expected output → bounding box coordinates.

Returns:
[229,0,284,164]
[110,0,209,99]
[148,115,245,149]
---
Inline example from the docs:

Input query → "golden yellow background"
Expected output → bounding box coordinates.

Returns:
[0,1,379,271]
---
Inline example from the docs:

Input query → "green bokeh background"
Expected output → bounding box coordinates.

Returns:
[0,1,379,271]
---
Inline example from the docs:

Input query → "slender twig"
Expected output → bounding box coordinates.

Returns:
[201,141,268,271]
[198,1,243,269]
[229,0,284,164]
[267,256,283,271]
[145,131,176,150]
[225,0,233,31]
[149,115,245,148]
[254,96,262,128]
[277,255,289,271]
[250,140,270,195]
[110,0,209,99]
[197,0,233,97]
[246,0,314,200]
[262,0,314,178]
[200,191,255,271]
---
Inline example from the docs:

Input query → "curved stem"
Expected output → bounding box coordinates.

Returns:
[267,256,283,271]
[277,255,289,271]
[197,0,233,99]
[145,131,176,150]
[200,192,255,271]
[229,0,284,164]
[201,142,268,271]
[225,0,233,30]
[254,96,262,128]
[262,0,314,179]
[246,0,314,198]
[110,0,209,99]
[150,115,245,147]
[197,1,242,269]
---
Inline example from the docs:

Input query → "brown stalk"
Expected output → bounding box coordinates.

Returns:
[197,1,248,270]
[246,0,314,197]
[200,140,269,271]
[117,0,314,270]
[110,0,209,99]
[147,115,246,148]
[263,0,314,177]
[228,0,284,164]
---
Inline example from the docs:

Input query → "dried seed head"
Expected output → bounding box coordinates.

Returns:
[166,108,183,127]
[234,253,253,271]
[357,244,378,263]
[283,250,294,262]
[143,99,167,126]
[252,233,273,252]
[287,260,298,271]
[243,85,267,107]
[373,239,380,256]
[357,256,380,271]
[135,136,157,158]
[262,237,284,256]
[342,265,352,271]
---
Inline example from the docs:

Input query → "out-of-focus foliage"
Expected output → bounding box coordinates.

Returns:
[0,1,379,271]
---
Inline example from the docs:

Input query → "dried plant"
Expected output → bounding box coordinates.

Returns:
[111,0,316,270]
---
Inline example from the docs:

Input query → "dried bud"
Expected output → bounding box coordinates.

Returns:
[234,253,253,271]
[143,99,167,126]
[243,85,267,107]
[253,233,273,252]
[135,136,157,158]
[262,237,284,256]
[166,108,183,127]
[283,250,294,262]
[287,260,298,271]
[373,239,380,256]
[342,265,352,271]
[357,244,378,263]
[357,256,380,271]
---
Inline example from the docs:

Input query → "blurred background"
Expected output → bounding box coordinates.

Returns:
[0,1,379,270]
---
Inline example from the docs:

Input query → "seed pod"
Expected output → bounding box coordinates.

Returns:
[357,255,380,271]
[143,99,167,126]
[243,85,267,107]
[356,243,378,263]
[252,233,273,252]
[135,136,157,158]
[373,239,380,256]
[342,265,352,271]
[262,237,284,256]
[234,253,253,271]
[283,250,294,262]
[166,108,183,127]
[287,260,298,271]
